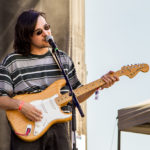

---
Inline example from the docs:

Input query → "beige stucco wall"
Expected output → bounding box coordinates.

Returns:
[0,0,86,149]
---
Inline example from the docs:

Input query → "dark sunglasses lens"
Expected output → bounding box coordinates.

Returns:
[44,24,50,30]
[36,30,42,35]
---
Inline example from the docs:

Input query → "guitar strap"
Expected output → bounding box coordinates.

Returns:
[49,48,72,112]
[49,48,62,71]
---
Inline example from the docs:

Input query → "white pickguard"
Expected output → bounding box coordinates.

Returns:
[30,94,72,136]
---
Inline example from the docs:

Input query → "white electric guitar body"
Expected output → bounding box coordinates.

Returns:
[31,94,71,136]
[6,64,149,142]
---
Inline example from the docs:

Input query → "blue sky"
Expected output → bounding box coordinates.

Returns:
[85,0,150,150]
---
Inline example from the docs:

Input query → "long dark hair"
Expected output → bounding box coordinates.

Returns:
[13,9,45,56]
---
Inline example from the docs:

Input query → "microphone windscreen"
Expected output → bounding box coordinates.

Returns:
[46,35,53,42]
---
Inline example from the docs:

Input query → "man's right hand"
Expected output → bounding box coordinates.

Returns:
[20,102,43,122]
[0,96,42,122]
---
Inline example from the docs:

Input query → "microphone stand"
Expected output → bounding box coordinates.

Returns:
[52,48,84,150]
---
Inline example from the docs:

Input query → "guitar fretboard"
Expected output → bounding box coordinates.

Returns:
[55,70,122,106]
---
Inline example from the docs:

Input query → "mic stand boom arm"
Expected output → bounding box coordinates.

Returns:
[52,48,84,150]
[52,48,84,117]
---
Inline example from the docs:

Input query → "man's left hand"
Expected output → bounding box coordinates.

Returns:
[101,71,119,89]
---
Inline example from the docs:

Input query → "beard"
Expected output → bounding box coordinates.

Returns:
[31,41,51,49]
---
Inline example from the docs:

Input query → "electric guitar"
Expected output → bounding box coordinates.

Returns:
[6,64,149,142]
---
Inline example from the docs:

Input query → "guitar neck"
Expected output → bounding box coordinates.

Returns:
[55,70,122,106]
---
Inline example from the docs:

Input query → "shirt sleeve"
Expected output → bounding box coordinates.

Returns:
[67,56,82,90]
[0,65,13,97]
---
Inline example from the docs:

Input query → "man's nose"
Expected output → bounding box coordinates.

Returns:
[42,29,51,36]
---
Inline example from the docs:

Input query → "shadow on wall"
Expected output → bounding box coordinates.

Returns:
[0,1,39,150]
[0,0,39,61]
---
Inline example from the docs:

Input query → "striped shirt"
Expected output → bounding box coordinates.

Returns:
[0,50,81,97]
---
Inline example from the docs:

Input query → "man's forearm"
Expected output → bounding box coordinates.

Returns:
[0,96,20,110]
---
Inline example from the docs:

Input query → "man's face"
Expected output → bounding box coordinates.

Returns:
[30,15,52,50]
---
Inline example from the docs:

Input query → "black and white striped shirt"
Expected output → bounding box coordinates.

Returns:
[0,50,81,97]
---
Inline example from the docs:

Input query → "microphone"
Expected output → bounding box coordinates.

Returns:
[46,35,58,51]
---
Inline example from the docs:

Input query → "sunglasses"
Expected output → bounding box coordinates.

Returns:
[34,24,50,36]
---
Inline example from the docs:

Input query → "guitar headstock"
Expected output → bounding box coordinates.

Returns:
[120,63,149,78]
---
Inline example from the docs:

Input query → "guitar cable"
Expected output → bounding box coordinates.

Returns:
[15,125,32,136]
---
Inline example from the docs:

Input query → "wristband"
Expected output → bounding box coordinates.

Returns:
[18,101,24,111]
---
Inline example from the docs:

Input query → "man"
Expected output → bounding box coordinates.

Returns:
[0,9,119,150]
